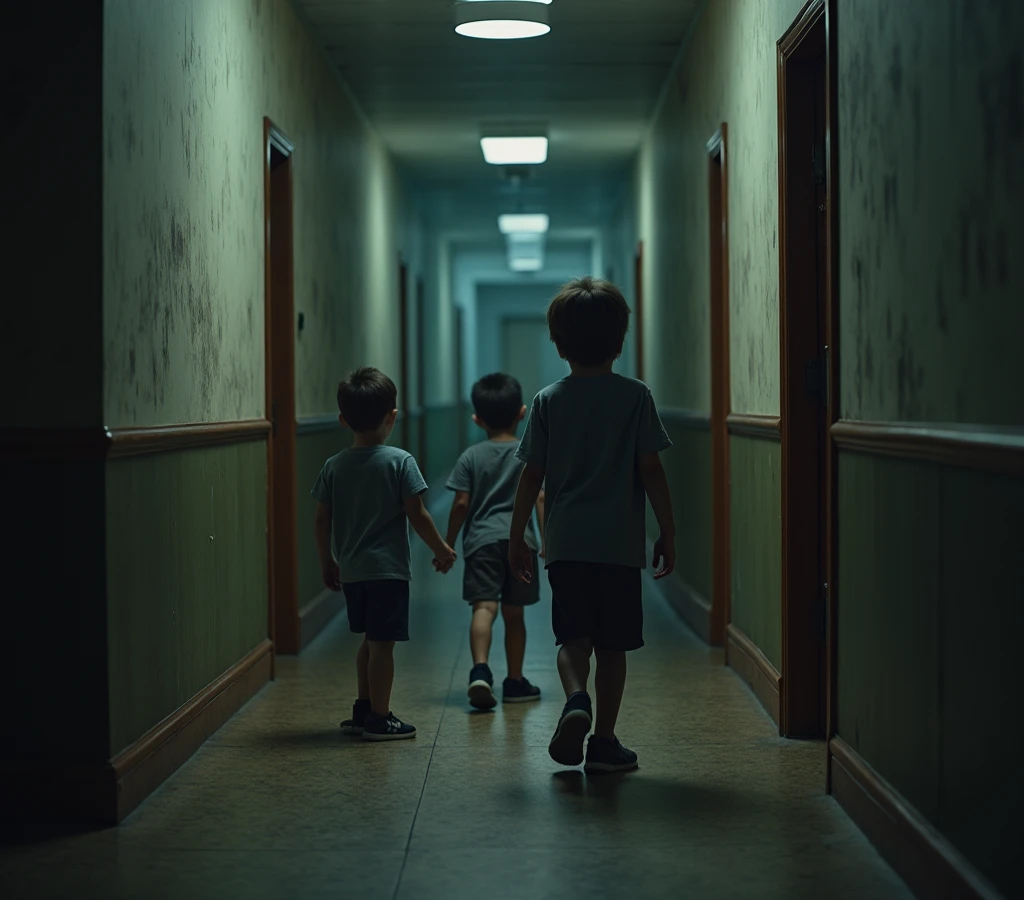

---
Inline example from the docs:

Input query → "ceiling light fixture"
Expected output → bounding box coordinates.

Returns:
[509,257,544,272]
[454,1,552,41]
[481,136,548,165]
[498,213,550,234]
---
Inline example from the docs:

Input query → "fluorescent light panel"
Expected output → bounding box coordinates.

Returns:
[481,136,548,165]
[509,257,543,272]
[454,1,552,40]
[499,214,549,234]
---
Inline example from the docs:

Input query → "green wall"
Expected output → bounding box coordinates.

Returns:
[105,442,268,755]
[837,454,1023,897]
[425,405,467,487]
[729,436,782,670]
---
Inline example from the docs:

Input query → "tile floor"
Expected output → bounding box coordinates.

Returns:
[2,523,912,899]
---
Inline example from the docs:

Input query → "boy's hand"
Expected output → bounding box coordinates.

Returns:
[433,543,457,575]
[652,534,676,579]
[508,536,533,584]
[321,560,342,591]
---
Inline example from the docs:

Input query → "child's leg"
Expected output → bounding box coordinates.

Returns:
[470,601,498,665]
[502,604,527,681]
[593,649,627,739]
[367,640,396,717]
[356,635,370,701]
[557,638,593,697]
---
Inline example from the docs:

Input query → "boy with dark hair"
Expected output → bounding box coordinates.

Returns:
[313,366,456,741]
[508,276,676,774]
[445,373,545,710]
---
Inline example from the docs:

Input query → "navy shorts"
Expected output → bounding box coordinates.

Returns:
[463,540,540,606]
[343,579,410,642]
[547,562,644,651]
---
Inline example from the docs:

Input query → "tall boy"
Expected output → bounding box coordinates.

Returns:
[313,367,456,741]
[446,373,545,710]
[508,277,676,774]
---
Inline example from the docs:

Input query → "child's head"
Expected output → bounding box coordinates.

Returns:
[471,373,526,436]
[546,276,630,367]
[337,367,398,436]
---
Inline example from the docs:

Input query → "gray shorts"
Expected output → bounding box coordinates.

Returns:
[463,540,540,606]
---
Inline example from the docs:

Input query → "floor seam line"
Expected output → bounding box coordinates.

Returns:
[391,642,462,900]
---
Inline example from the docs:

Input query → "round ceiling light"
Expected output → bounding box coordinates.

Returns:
[454,1,551,40]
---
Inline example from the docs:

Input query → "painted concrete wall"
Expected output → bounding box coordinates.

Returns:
[838,0,1024,426]
[102,0,414,427]
[635,0,805,413]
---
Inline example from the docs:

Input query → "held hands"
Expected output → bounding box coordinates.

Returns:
[508,535,534,584]
[652,533,676,579]
[432,542,457,575]
[321,560,342,592]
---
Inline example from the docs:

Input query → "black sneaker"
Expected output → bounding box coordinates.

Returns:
[548,691,593,767]
[584,735,639,774]
[468,663,497,710]
[362,711,416,742]
[503,676,541,704]
[340,699,371,735]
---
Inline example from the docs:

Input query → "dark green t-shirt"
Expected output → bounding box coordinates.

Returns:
[312,445,427,583]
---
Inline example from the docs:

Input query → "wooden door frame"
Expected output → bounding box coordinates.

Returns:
[264,117,297,661]
[416,277,427,473]
[777,0,839,745]
[708,125,730,649]
[634,241,644,382]
[398,256,409,450]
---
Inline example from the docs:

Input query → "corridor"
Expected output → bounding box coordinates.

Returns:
[5,507,910,899]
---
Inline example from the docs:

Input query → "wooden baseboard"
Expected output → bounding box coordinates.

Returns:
[829,737,1001,900]
[726,624,781,726]
[111,639,272,822]
[299,590,346,650]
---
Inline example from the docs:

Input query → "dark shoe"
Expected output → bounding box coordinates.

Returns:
[362,711,417,742]
[503,676,541,704]
[585,735,639,775]
[548,692,593,767]
[468,663,497,710]
[340,699,371,735]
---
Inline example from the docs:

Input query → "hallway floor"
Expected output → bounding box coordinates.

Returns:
[5,526,911,899]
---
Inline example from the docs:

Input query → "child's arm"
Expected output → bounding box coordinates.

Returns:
[404,493,457,573]
[445,491,471,549]
[314,502,341,590]
[535,488,546,557]
[509,464,545,582]
[638,452,676,578]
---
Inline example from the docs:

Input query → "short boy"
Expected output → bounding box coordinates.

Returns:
[446,373,545,710]
[313,367,456,741]
[508,277,676,774]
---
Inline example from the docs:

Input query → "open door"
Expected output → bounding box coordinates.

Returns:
[708,126,730,649]
[777,0,838,742]
[264,118,297,658]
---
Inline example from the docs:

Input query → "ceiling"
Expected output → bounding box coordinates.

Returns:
[296,0,704,224]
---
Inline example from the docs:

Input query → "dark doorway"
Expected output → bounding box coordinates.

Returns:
[634,241,644,382]
[777,0,838,741]
[707,125,730,648]
[264,118,297,658]
[398,257,409,451]
[455,307,465,453]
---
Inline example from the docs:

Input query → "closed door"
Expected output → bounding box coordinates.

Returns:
[501,317,563,417]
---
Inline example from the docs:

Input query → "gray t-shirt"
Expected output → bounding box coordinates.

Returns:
[311,444,428,583]
[446,440,539,559]
[516,374,671,569]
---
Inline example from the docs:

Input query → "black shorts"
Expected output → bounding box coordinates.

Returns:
[343,579,410,642]
[463,540,540,606]
[547,562,643,651]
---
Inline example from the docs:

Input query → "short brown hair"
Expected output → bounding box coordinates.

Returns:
[546,276,631,366]
[337,367,397,432]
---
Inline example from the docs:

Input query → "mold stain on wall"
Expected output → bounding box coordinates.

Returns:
[839,0,1024,426]
[103,0,408,427]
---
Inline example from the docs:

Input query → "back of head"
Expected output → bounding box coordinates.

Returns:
[546,276,631,366]
[337,367,397,432]
[471,373,523,430]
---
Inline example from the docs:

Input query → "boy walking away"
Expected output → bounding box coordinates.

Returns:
[446,373,545,711]
[508,277,676,775]
[313,367,456,741]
